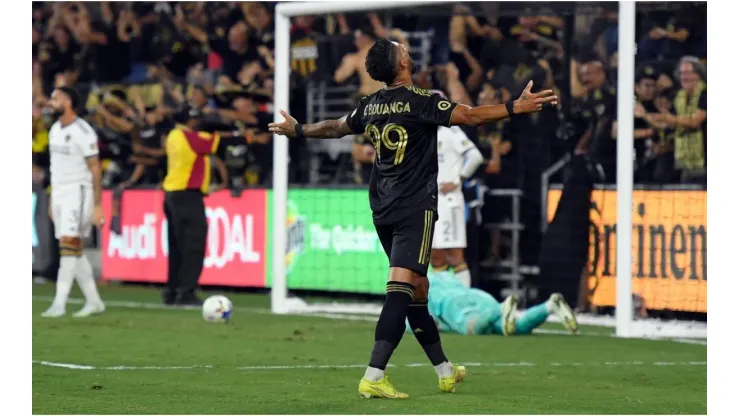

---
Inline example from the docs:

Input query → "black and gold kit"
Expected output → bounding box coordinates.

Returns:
[345,86,458,275]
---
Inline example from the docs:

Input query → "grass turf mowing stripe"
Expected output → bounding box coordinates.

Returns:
[32,296,706,344]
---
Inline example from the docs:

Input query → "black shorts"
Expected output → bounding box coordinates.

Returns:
[374,209,437,277]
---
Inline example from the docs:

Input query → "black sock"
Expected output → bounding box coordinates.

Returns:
[407,300,448,366]
[368,281,415,370]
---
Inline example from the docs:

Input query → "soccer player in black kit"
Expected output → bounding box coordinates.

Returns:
[269,39,557,399]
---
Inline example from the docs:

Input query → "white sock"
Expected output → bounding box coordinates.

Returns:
[76,254,103,305]
[454,268,471,288]
[434,361,454,379]
[363,366,385,382]
[52,256,78,308]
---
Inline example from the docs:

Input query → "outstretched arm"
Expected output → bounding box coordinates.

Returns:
[450,81,558,127]
[268,110,353,139]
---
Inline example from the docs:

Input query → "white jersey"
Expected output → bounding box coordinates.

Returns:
[437,126,476,185]
[49,118,99,188]
[433,126,479,250]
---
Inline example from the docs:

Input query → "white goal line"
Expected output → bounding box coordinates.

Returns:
[32,360,707,372]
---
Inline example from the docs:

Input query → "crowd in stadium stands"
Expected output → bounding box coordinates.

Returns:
[32,2,707,193]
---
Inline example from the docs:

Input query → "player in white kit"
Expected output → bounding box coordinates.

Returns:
[431,92,484,287]
[41,87,106,318]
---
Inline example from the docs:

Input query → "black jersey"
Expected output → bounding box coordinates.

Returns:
[345,86,459,225]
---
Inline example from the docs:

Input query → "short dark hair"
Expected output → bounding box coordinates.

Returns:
[636,65,658,83]
[57,86,80,111]
[173,105,204,125]
[365,39,397,84]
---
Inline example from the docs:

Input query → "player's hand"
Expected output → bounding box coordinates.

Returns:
[268,110,299,138]
[649,27,666,40]
[93,206,105,227]
[440,182,458,194]
[513,81,558,114]
[257,45,272,58]
[634,102,647,119]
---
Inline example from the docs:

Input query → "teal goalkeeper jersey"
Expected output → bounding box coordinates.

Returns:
[405,271,501,334]
[428,271,499,319]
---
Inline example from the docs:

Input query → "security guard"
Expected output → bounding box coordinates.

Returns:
[162,108,248,305]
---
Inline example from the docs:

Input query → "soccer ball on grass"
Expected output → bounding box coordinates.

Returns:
[202,295,233,323]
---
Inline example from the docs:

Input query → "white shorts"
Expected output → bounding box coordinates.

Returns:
[432,189,467,249]
[52,184,93,239]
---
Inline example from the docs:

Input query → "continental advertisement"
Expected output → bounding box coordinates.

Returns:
[547,189,707,313]
[100,189,388,294]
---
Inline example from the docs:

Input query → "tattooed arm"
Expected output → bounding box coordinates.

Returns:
[268,111,353,139]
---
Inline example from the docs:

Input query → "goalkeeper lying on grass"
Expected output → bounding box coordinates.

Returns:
[407,271,579,336]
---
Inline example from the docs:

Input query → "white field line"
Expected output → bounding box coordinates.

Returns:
[31,296,706,345]
[32,360,706,372]
[669,338,709,346]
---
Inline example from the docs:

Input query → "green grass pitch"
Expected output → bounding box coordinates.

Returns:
[32,283,706,414]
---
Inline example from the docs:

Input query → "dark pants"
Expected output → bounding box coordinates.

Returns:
[163,190,207,302]
[537,155,594,307]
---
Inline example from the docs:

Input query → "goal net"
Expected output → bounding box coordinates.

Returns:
[270,1,707,338]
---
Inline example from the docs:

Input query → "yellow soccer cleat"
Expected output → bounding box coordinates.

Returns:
[501,295,520,336]
[439,364,467,393]
[550,293,579,334]
[358,375,409,399]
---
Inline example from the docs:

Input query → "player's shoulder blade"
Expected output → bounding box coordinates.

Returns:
[74,118,94,134]
[403,85,434,98]
[404,85,449,111]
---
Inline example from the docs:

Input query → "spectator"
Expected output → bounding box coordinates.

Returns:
[89,90,139,187]
[630,65,662,183]
[334,27,385,95]
[476,83,517,264]
[32,104,50,186]
[38,26,81,91]
[118,106,170,190]
[637,9,695,62]
[641,56,707,185]
[242,3,275,49]
[510,14,564,70]
[576,58,617,183]
[208,154,230,193]
[439,62,474,107]
[176,8,259,85]
[64,3,136,84]
[449,40,484,93]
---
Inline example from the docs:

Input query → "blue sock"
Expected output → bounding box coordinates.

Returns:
[514,302,550,335]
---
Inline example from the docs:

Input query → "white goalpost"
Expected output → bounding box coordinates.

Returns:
[612,2,705,339]
[615,0,636,339]
[271,1,707,339]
